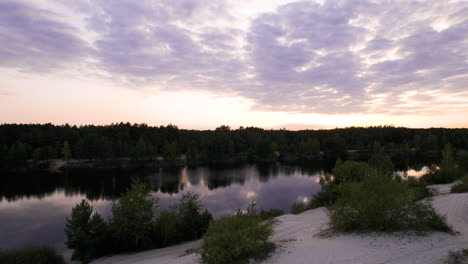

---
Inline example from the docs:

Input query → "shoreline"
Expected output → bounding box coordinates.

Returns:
[3,148,449,173]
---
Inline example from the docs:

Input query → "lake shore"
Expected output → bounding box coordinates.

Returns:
[90,182,468,264]
[13,148,446,173]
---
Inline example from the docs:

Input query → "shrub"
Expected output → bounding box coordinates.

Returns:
[451,183,468,193]
[310,161,378,208]
[444,248,468,264]
[458,154,468,172]
[422,144,464,184]
[0,246,65,264]
[65,200,109,263]
[330,160,376,185]
[406,176,433,200]
[200,214,273,264]
[290,202,308,215]
[451,176,468,193]
[258,208,284,220]
[368,142,394,176]
[422,167,464,184]
[152,193,212,248]
[309,184,339,208]
[171,193,212,241]
[328,171,452,233]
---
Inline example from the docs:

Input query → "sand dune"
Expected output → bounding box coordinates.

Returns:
[91,186,468,264]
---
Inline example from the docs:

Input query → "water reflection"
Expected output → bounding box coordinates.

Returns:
[396,166,431,178]
[0,161,432,254]
[0,163,325,253]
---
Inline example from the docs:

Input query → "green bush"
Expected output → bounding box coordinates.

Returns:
[406,176,433,200]
[0,246,65,264]
[258,208,284,220]
[458,154,468,171]
[443,248,468,264]
[310,161,378,209]
[309,184,339,208]
[153,193,213,247]
[200,214,273,264]
[368,142,394,176]
[451,176,468,193]
[423,143,464,184]
[422,167,464,184]
[331,160,376,184]
[451,183,468,193]
[328,171,452,233]
[290,202,308,215]
[171,193,213,241]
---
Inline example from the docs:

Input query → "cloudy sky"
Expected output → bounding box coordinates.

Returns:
[1,0,467,129]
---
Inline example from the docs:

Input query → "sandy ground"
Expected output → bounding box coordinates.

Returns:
[91,184,468,264]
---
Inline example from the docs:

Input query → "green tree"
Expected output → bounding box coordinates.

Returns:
[368,141,394,176]
[32,148,42,167]
[171,193,212,240]
[134,137,148,160]
[7,142,28,168]
[422,134,439,152]
[111,182,158,251]
[299,137,320,157]
[163,141,179,161]
[63,141,72,162]
[65,200,108,263]
[441,143,455,170]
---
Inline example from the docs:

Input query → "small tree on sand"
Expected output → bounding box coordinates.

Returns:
[110,182,158,251]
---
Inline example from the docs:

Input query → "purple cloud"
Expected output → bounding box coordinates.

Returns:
[1,0,467,115]
[0,1,91,71]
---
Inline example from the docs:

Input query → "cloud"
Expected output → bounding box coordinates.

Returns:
[1,0,467,115]
[0,0,91,72]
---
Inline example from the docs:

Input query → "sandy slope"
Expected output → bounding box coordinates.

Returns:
[91,240,200,264]
[91,187,468,264]
[269,193,468,264]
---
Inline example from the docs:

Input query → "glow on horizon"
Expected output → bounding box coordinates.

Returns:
[1,70,467,130]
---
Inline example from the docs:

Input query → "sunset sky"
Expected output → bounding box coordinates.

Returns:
[1,0,467,129]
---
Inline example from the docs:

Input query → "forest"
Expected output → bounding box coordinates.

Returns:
[1,123,467,169]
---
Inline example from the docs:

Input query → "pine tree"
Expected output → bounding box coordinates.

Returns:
[63,141,72,162]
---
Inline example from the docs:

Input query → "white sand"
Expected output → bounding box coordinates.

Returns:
[91,185,468,264]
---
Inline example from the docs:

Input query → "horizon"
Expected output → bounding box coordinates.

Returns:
[1,0,468,129]
[1,122,467,131]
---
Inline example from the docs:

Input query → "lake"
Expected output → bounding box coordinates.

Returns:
[0,161,430,256]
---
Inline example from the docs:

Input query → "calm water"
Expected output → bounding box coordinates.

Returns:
[0,161,430,255]
[0,163,328,254]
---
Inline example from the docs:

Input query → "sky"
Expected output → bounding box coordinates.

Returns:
[0,0,467,130]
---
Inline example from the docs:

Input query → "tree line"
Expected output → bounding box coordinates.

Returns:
[1,123,467,169]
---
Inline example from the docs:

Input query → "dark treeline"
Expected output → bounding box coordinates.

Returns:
[1,123,468,169]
